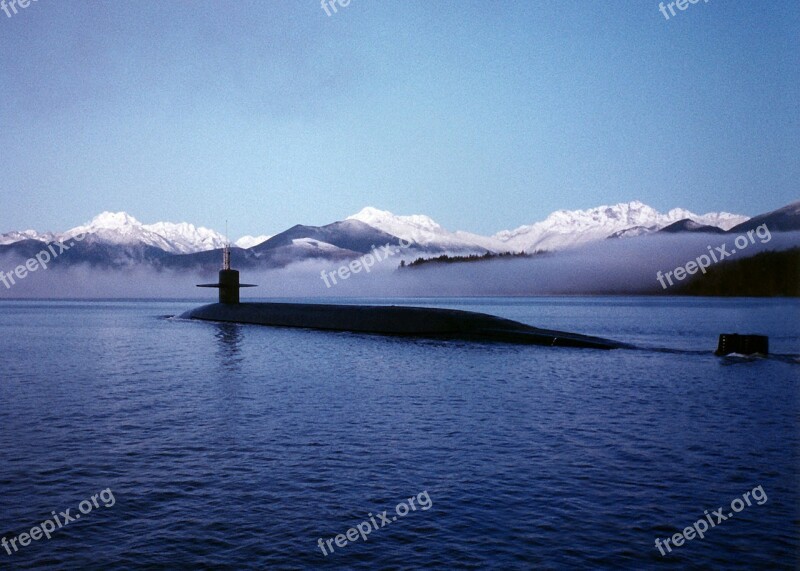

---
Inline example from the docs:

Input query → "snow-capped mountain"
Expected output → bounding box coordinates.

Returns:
[235,235,272,249]
[45,212,229,253]
[347,202,748,254]
[252,219,402,256]
[62,212,174,251]
[0,201,754,268]
[0,229,57,245]
[347,207,499,253]
[142,221,228,254]
[59,212,228,254]
[347,207,442,243]
[492,201,749,253]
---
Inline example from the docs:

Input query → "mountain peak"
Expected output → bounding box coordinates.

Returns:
[62,212,229,254]
[540,201,660,230]
[235,235,272,249]
[0,201,758,259]
[84,211,143,230]
[347,206,442,239]
[349,206,391,219]
[494,201,749,252]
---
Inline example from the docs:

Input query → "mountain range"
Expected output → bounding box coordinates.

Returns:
[1,201,797,272]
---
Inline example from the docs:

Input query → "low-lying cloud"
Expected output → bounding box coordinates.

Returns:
[1,231,798,299]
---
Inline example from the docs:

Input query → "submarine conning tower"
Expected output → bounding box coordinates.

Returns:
[182,244,629,349]
[196,244,257,304]
[715,333,769,356]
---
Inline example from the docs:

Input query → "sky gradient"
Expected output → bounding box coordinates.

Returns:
[1,1,798,237]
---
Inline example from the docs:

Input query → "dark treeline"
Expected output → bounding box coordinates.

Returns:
[676,248,800,297]
[401,251,543,269]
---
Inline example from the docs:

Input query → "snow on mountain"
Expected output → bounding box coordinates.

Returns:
[493,201,749,252]
[347,203,749,255]
[290,238,351,253]
[143,221,227,254]
[1,202,751,259]
[0,229,57,245]
[62,212,227,254]
[347,207,442,242]
[63,212,272,253]
[691,210,751,231]
[67,211,141,233]
[235,235,272,249]
[62,212,173,251]
[450,230,507,252]
[347,207,498,253]
[606,225,659,239]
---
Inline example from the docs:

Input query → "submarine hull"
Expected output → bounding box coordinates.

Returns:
[180,302,626,350]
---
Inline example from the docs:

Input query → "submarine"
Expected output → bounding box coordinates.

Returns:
[180,245,628,349]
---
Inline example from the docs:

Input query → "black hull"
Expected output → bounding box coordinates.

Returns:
[180,302,627,350]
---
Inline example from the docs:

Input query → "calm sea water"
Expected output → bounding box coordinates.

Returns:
[0,297,798,570]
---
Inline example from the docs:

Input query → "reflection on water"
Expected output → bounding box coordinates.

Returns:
[214,322,244,372]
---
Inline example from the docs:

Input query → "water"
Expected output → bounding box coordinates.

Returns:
[0,297,798,569]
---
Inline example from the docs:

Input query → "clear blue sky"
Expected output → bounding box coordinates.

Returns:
[1,1,797,237]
